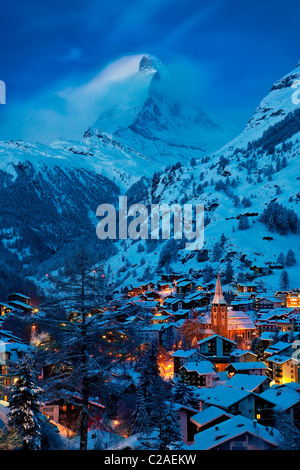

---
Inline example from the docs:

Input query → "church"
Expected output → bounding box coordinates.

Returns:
[198,274,257,348]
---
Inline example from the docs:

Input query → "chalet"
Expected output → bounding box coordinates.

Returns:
[237,283,258,294]
[40,395,105,432]
[196,385,257,420]
[231,299,253,312]
[264,341,294,358]
[190,415,279,450]
[169,309,192,321]
[7,293,39,315]
[0,303,14,317]
[185,292,211,309]
[226,362,270,377]
[0,341,32,401]
[190,406,232,437]
[39,361,72,381]
[266,355,299,384]
[170,349,204,377]
[127,286,142,298]
[250,264,272,276]
[259,386,300,428]
[8,293,31,305]
[175,279,196,296]
[229,349,257,363]
[157,282,171,291]
[197,335,237,372]
[255,296,283,311]
[259,331,288,348]
[224,374,271,394]
[163,298,192,312]
[180,361,218,388]
[140,282,155,292]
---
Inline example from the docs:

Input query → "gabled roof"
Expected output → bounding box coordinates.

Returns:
[259,387,300,411]
[198,334,236,346]
[230,349,257,358]
[191,415,279,450]
[201,385,253,408]
[180,361,216,375]
[190,406,232,428]
[171,349,200,358]
[227,362,268,371]
[224,373,271,392]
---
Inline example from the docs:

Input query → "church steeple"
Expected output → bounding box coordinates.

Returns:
[211,274,228,338]
[212,273,227,305]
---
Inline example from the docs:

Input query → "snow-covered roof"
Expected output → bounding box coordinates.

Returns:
[266,354,292,364]
[227,310,256,330]
[259,387,300,411]
[202,385,252,408]
[224,373,271,391]
[265,342,292,355]
[190,406,232,428]
[230,349,256,358]
[191,415,279,450]
[198,334,236,346]
[180,361,216,375]
[227,362,268,371]
[260,331,287,341]
[9,293,31,299]
[171,349,200,358]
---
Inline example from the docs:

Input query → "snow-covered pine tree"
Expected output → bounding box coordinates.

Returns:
[8,354,43,450]
[274,409,300,450]
[277,252,286,265]
[286,249,297,266]
[280,270,290,290]
[131,344,162,435]
[224,261,234,284]
[157,401,183,450]
[172,380,199,409]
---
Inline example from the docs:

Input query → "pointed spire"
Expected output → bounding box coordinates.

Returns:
[212,273,227,305]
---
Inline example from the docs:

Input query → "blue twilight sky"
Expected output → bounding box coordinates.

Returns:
[0,0,299,144]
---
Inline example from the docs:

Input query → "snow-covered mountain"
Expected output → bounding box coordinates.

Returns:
[104,61,300,292]
[52,54,232,190]
[0,58,299,297]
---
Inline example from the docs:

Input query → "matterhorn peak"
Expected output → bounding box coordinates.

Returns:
[139,54,162,74]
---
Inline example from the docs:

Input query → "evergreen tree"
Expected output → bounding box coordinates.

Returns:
[172,380,199,409]
[131,344,161,435]
[274,409,300,450]
[277,252,286,265]
[238,215,250,230]
[286,249,297,266]
[157,400,183,450]
[224,261,234,284]
[8,354,43,450]
[280,270,290,290]
[212,242,222,262]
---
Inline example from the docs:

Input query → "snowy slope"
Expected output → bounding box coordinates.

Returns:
[104,61,300,292]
